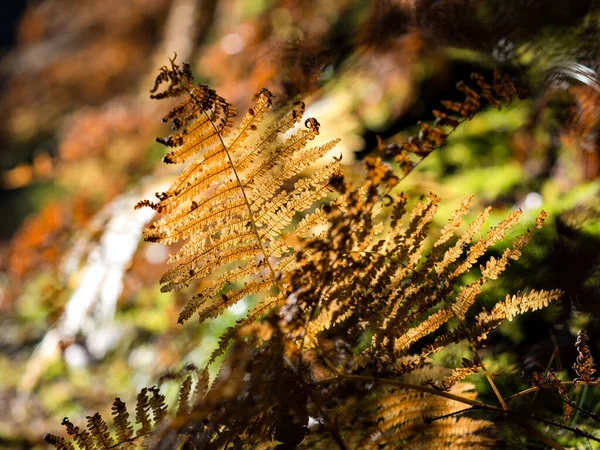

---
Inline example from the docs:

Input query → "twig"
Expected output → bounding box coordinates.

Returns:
[424,407,474,424]
[516,422,566,450]
[509,381,591,401]
[470,343,509,410]
[317,372,491,409]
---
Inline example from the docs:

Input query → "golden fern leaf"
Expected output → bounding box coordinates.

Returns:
[136,57,341,327]
[433,206,491,276]
[285,159,560,372]
[393,308,454,354]
[451,211,548,320]
[476,289,562,324]
[453,289,564,349]
[425,359,482,391]
[360,368,496,449]
[451,209,523,281]
[405,417,495,450]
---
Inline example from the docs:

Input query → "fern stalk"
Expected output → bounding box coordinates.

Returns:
[203,109,283,293]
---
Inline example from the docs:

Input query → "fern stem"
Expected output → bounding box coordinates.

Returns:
[478,405,600,445]
[423,406,474,423]
[509,381,593,401]
[203,110,284,294]
[318,373,489,408]
[512,422,566,450]
[470,343,509,410]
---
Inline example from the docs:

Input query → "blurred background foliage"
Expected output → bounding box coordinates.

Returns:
[0,0,599,448]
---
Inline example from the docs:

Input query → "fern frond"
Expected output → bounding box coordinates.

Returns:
[148,388,168,426]
[135,388,152,437]
[434,195,474,249]
[86,414,114,449]
[425,359,482,392]
[360,368,496,449]
[530,370,574,421]
[46,372,188,450]
[43,434,76,450]
[433,206,491,276]
[451,209,522,280]
[111,398,135,448]
[193,368,210,405]
[61,418,95,450]
[573,330,597,384]
[286,159,560,372]
[478,289,562,324]
[136,59,341,333]
[383,68,525,176]
[450,209,546,321]
[393,309,454,354]
[177,375,192,415]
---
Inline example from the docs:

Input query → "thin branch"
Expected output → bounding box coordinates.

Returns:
[317,373,490,409]
[470,343,509,410]
[496,409,600,445]
[508,381,593,401]
[424,407,474,424]
[515,422,566,450]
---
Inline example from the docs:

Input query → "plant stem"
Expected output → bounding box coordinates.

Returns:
[204,110,284,294]
[318,373,490,408]
[509,381,581,401]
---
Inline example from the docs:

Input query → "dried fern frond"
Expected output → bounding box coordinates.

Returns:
[425,358,483,392]
[136,57,342,327]
[286,159,560,372]
[359,368,496,449]
[573,329,598,384]
[530,370,574,421]
[146,320,310,450]
[383,68,527,176]
[521,330,599,423]
[45,367,208,450]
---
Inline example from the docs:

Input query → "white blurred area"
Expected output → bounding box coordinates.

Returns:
[19,178,169,392]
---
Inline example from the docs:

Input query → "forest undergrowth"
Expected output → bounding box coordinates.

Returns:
[43,56,600,450]
[1,2,599,449]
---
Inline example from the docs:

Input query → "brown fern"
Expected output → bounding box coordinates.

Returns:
[285,158,560,374]
[383,69,527,176]
[47,59,580,450]
[360,368,496,449]
[136,56,342,328]
[44,366,209,450]
[573,330,598,384]
[517,330,600,423]
[530,370,574,421]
